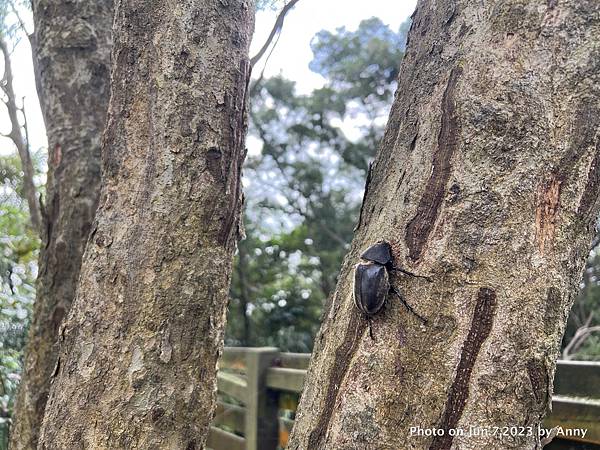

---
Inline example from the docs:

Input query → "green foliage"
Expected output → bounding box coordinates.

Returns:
[562,250,600,361]
[576,334,600,361]
[229,219,337,352]
[226,18,409,352]
[310,17,406,111]
[0,154,40,445]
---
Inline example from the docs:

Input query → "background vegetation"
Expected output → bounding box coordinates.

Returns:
[0,7,598,448]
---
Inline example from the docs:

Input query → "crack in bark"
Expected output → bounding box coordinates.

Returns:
[405,67,462,262]
[526,359,547,409]
[535,102,599,253]
[544,287,562,335]
[218,59,251,249]
[535,175,561,255]
[577,140,600,220]
[354,161,374,232]
[307,310,367,449]
[429,287,497,450]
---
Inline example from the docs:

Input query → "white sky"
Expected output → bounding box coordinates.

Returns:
[0,0,417,159]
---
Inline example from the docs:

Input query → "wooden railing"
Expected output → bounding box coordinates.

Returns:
[209,348,600,450]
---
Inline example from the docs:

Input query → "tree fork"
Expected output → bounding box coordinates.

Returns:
[38,0,255,448]
[289,1,600,449]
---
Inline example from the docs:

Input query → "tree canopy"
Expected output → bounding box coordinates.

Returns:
[226,18,408,352]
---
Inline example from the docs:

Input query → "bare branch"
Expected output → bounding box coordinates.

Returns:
[21,95,31,152]
[9,0,32,39]
[0,35,42,234]
[248,25,283,98]
[250,108,349,248]
[8,0,45,118]
[562,323,600,360]
[250,0,301,67]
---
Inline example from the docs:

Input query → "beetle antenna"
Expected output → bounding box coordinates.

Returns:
[368,317,374,340]
[390,266,432,282]
[390,285,428,324]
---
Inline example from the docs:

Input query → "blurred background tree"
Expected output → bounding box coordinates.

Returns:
[226,15,600,358]
[0,5,599,447]
[0,155,40,446]
[226,17,409,352]
[0,2,42,445]
[562,249,600,361]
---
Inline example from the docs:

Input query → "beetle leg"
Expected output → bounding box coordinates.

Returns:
[390,266,432,282]
[390,285,428,324]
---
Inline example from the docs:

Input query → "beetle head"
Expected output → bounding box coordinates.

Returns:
[360,241,393,266]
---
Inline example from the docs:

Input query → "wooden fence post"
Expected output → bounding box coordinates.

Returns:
[245,347,280,450]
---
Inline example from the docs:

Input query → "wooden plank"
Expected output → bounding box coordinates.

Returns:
[278,352,311,370]
[555,361,600,399]
[213,401,245,435]
[220,347,250,371]
[545,396,600,444]
[217,372,248,404]
[207,426,245,450]
[266,367,306,393]
[245,348,280,450]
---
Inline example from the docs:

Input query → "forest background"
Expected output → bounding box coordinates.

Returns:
[0,0,599,445]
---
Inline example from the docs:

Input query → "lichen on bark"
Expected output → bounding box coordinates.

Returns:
[289,1,600,449]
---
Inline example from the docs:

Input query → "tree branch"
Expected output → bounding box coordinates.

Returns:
[562,315,600,360]
[9,0,32,39]
[250,0,301,67]
[248,27,282,98]
[9,0,45,120]
[0,35,42,234]
[249,105,349,248]
[20,96,31,153]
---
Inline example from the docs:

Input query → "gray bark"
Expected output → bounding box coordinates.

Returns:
[10,1,113,449]
[289,1,600,449]
[37,0,255,448]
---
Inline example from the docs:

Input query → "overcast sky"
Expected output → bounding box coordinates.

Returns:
[0,1,417,158]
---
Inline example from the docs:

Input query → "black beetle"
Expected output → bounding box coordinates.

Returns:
[353,240,428,336]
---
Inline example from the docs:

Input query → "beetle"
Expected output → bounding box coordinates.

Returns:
[353,240,428,337]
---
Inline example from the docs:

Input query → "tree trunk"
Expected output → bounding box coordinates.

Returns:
[289,1,600,449]
[10,2,113,449]
[37,0,255,448]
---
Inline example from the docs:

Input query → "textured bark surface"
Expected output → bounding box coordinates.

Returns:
[37,0,254,448]
[10,2,113,449]
[289,1,600,449]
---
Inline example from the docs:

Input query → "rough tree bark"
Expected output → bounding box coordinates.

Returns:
[10,1,113,449]
[37,0,255,448]
[289,1,600,449]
